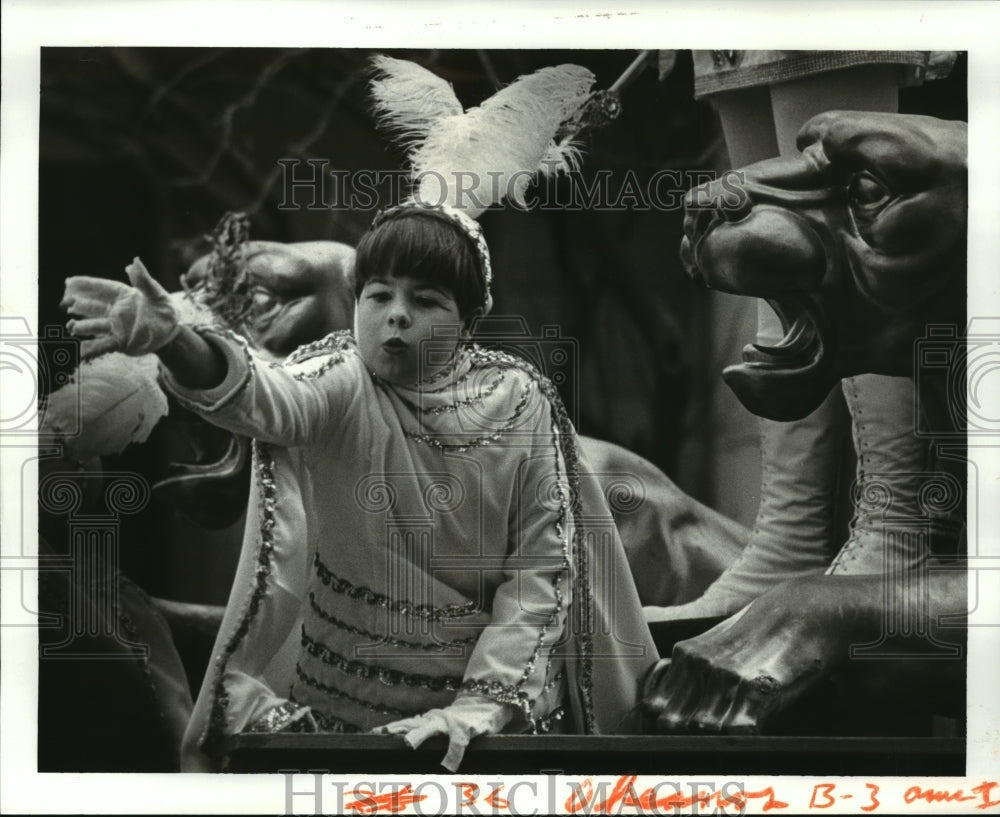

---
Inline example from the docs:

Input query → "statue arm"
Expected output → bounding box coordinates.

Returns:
[644,567,967,733]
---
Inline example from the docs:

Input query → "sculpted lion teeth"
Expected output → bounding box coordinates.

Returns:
[755,313,810,352]
[743,311,818,368]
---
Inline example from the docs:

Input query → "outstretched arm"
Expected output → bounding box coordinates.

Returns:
[64,257,226,388]
[64,257,350,446]
[643,567,967,734]
[156,324,227,389]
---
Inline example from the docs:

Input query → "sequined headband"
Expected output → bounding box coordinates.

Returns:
[370,202,494,312]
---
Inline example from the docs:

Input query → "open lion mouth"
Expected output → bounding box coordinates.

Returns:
[720,293,836,422]
[739,295,825,372]
[681,192,843,420]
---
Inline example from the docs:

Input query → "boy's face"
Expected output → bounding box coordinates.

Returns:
[355,275,464,385]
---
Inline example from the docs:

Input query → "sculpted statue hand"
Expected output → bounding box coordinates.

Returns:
[63,258,181,359]
[643,570,966,734]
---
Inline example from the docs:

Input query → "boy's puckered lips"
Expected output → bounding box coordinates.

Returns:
[382,337,409,355]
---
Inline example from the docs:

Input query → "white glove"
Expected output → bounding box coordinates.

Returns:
[373,694,514,772]
[63,257,181,359]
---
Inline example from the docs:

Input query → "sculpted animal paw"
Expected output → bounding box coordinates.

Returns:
[681,111,967,421]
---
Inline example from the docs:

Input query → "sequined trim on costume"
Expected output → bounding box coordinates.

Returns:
[540,376,595,732]
[301,629,464,692]
[535,706,565,734]
[403,380,534,453]
[415,364,475,395]
[246,700,315,733]
[515,416,569,716]
[394,370,507,416]
[542,668,565,694]
[277,330,352,381]
[462,670,565,709]
[281,330,353,366]
[202,441,279,756]
[313,553,480,621]
[308,592,480,651]
[460,678,531,711]
[311,710,363,734]
[295,665,421,719]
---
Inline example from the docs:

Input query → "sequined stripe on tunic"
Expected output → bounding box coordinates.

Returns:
[392,370,507,416]
[299,628,466,692]
[313,552,481,621]
[291,666,566,734]
[307,591,480,651]
[402,378,535,453]
[302,552,482,723]
[202,438,277,756]
[293,664,423,721]
[540,372,595,732]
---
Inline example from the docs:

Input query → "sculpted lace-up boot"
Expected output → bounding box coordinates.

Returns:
[647,307,844,623]
[827,374,964,576]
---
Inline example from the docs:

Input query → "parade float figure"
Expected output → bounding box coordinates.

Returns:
[650,52,963,621]
[644,109,968,734]
[61,57,662,772]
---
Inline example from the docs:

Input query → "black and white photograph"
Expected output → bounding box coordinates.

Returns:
[2,2,999,813]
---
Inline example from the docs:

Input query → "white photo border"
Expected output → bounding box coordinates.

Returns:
[2,0,998,813]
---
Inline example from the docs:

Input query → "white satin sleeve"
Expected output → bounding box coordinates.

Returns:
[160,328,359,447]
[459,378,573,724]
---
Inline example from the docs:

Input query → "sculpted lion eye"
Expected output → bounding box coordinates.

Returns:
[249,287,281,318]
[847,173,890,210]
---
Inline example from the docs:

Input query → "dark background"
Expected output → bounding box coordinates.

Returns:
[37,47,966,597]
[35,46,968,774]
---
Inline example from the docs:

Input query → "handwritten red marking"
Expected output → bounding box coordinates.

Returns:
[905,782,1000,810]
[452,783,509,811]
[905,785,978,805]
[809,784,837,809]
[485,785,509,809]
[756,787,791,812]
[860,783,880,813]
[566,776,786,813]
[972,782,1000,810]
[345,785,427,814]
[456,783,478,808]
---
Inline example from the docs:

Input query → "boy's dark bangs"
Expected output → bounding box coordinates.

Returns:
[355,213,484,317]
[372,218,459,286]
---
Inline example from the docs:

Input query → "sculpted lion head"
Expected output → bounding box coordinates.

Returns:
[680,111,967,421]
[183,240,356,360]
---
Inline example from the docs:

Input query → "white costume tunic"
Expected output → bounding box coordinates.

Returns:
[164,329,657,770]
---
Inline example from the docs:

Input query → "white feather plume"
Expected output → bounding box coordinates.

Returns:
[371,58,596,218]
[370,55,464,154]
[40,352,168,460]
[541,137,585,176]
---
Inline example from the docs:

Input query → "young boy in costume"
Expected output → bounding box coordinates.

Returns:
[61,58,658,771]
